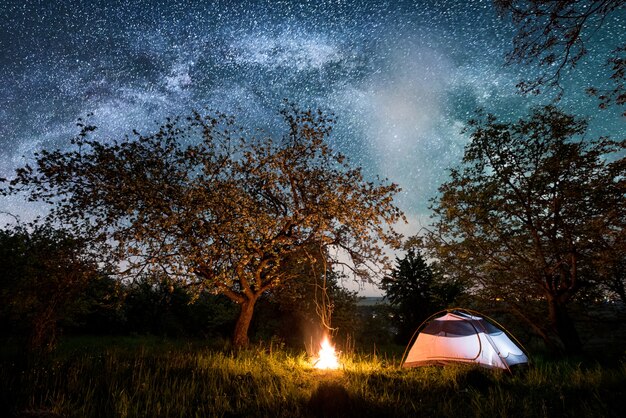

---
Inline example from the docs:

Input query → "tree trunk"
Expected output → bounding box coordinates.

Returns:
[504,303,561,353]
[232,297,257,348]
[548,297,583,356]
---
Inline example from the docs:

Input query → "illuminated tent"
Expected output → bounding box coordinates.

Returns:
[402,309,528,371]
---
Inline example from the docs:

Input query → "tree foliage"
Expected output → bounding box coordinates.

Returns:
[3,104,404,347]
[381,247,465,343]
[496,0,625,111]
[425,105,625,354]
[0,223,99,354]
[119,274,238,339]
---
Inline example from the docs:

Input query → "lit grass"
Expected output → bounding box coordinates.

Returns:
[1,337,625,417]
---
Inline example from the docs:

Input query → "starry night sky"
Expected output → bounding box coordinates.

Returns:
[1,0,624,234]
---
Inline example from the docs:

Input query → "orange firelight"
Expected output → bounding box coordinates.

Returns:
[313,336,341,370]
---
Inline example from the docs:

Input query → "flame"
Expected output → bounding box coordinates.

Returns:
[313,336,341,370]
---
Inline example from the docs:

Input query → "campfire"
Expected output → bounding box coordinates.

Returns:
[312,335,341,370]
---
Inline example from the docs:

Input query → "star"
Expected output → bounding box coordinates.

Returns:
[1,0,623,251]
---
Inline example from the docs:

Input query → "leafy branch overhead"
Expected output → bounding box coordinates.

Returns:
[496,0,625,110]
[3,103,405,347]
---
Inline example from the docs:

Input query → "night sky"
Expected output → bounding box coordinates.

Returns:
[1,0,624,235]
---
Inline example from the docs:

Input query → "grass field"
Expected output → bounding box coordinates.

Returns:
[1,336,625,417]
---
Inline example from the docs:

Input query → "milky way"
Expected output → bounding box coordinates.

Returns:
[1,0,624,234]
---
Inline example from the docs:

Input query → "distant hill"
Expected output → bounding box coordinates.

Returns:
[357,296,386,306]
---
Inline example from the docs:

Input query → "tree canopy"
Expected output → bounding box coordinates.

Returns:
[3,104,405,347]
[425,105,625,354]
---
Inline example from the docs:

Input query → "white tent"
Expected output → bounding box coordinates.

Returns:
[402,310,528,371]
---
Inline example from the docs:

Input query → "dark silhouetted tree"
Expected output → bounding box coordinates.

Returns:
[0,223,98,353]
[381,247,465,343]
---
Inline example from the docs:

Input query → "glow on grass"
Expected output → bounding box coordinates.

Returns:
[313,336,341,370]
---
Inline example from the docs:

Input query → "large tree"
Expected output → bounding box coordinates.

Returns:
[496,0,625,111]
[425,105,625,355]
[3,105,404,347]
